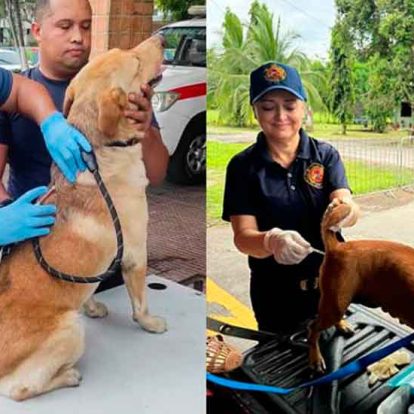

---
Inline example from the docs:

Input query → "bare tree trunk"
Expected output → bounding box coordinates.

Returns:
[13,0,28,69]
[5,0,28,70]
[4,0,18,47]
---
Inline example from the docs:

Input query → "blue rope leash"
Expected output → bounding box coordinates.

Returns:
[207,332,414,394]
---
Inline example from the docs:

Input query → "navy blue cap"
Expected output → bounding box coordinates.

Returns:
[249,62,307,104]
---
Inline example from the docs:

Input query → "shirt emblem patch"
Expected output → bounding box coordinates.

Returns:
[264,64,286,83]
[304,163,324,189]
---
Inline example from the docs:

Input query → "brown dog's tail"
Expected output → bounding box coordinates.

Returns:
[321,199,352,252]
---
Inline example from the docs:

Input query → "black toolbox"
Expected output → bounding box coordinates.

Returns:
[208,304,414,414]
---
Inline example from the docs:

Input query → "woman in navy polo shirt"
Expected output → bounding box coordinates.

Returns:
[222,62,360,334]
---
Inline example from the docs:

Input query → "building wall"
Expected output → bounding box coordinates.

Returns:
[89,0,154,57]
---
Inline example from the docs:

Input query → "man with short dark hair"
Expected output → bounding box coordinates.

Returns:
[0,0,168,203]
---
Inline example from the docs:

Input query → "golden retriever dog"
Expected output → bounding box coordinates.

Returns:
[0,35,166,401]
[308,199,414,372]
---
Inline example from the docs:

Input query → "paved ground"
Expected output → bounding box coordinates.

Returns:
[148,180,205,289]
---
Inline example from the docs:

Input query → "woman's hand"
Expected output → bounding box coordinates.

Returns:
[264,228,312,265]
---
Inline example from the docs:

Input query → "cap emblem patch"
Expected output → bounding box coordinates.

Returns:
[264,64,286,83]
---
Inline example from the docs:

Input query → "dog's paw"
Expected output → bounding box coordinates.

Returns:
[135,314,167,333]
[63,368,83,387]
[83,300,109,318]
[336,319,355,336]
[310,356,326,374]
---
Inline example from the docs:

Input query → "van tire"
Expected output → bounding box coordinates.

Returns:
[167,123,205,185]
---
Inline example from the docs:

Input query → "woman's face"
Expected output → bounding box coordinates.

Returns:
[253,90,305,143]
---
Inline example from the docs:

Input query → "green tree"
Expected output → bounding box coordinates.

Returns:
[328,20,354,134]
[365,55,396,132]
[208,0,325,127]
[335,0,414,131]
[155,0,205,21]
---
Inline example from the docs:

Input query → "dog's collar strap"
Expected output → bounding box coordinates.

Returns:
[32,152,124,284]
[105,138,140,148]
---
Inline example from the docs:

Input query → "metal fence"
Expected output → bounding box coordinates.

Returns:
[325,136,414,195]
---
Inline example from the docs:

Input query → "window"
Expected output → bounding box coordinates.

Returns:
[157,26,206,67]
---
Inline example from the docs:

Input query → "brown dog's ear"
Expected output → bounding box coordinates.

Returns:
[63,84,75,117]
[97,87,128,137]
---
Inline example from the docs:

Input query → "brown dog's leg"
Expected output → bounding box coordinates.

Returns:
[0,312,84,401]
[122,265,167,333]
[308,297,351,373]
[335,319,355,335]
[83,296,109,318]
[308,319,326,373]
[10,367,82,401]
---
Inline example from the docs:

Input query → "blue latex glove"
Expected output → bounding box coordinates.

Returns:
[40,111,92,183]
[0,186,57,246]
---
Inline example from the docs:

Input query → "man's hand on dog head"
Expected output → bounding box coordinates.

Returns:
[124,84,154,140]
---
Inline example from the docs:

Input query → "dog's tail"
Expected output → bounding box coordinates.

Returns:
[321,200,352,252]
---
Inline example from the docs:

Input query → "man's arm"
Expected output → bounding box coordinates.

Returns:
[0,144,10,202]
[0,69,91,183]
[1,72,56,124]
[141,126,169,186]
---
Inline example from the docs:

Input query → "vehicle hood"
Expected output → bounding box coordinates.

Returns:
[0,63,21,72]
[155,65,206,92]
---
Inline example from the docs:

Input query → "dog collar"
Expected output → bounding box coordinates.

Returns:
[105,138,140,148]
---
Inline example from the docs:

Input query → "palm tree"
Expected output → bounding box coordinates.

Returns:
[208,0,325,127]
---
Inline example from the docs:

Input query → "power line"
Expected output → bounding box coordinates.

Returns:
[209,0,227,17]
[271,0,332,29]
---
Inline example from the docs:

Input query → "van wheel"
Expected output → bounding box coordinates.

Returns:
[167,127,206,185]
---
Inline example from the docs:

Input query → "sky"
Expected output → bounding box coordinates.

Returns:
[207,0,336,61]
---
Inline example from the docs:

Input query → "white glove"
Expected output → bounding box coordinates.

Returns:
[329,196,360,231]
[263,228,312,265]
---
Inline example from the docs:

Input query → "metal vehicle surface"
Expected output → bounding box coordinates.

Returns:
[153,11,206,184]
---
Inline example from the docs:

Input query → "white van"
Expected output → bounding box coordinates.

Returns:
[153,9,206,184]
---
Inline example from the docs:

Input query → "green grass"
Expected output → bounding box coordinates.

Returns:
[207,140,414,224]
[207,109,407,140]
[345,161,414,194]
[207,141,251,223]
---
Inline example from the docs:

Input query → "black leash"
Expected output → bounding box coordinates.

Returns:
[207,317,310,349]
[207,317,278,342]
[32,150,124,283]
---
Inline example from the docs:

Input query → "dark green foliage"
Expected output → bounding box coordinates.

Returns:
[208,0,324,127]
[334,0,414,132]
[155,0,205,21]
[328,20,354,134]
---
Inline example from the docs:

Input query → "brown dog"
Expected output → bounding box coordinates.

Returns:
[0,35,166,401]
[308,199,414,372]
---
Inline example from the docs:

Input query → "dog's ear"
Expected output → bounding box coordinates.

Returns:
[97,87,128,137]
[63,84,75,117]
